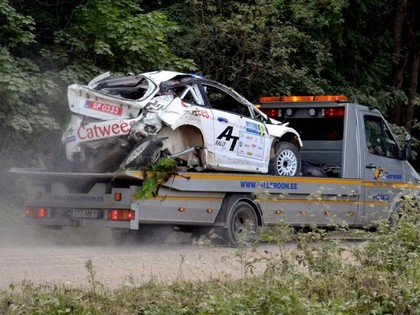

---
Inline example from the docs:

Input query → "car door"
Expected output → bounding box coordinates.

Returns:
[200,83,270,173]
[362,112,405,223]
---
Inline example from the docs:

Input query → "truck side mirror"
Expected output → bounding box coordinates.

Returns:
[402,134,412,160]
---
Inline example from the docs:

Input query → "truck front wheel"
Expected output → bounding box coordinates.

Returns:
[223,201,258,246]
[121,136,163,169]
[269,142,301,176]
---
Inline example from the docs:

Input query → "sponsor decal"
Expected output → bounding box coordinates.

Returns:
[53,195,104,202]
[216,127,265,158]
[238,131,264,160]
[374,167,386,180]
[77,119,135,141]
[65,135,76,143]
[372,194,390,201]
[258,124,265,136]
[215,139,227,147]
[65,126,76,142]
[192,109,210,119]
[85,100,123,116]
[164,110,180,115]
[245,121,266,135]
[183,114,201,124]
[216,126,239,151]
[374,167,402,180]
[240,181,298,190]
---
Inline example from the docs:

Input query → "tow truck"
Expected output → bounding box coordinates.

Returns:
[13,95,420,244]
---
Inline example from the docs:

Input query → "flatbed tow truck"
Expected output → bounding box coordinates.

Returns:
[12,95,420,244]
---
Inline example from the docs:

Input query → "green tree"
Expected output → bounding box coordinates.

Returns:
[0,1,59,145]
[165,0,347,100]
[54,0,195,81]
[0,1,61,202]
[390,0,420,132]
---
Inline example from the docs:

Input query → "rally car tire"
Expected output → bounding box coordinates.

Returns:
[121,136,163,169]
[269,142,301,176]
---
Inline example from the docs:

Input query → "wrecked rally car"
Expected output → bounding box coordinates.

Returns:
[62,71,303,176]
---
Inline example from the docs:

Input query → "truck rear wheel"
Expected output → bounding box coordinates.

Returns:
[121,136,163,169]
[223,201,258,246]
[269,142,301,176]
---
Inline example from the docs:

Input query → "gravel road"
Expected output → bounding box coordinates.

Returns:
[0,226,295,289]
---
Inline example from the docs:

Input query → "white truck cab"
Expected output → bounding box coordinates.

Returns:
[257,95,419,226]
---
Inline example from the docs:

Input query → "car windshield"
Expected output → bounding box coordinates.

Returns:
[202,84,252,117]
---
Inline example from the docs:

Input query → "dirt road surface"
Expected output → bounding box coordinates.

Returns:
[0,227,297,289]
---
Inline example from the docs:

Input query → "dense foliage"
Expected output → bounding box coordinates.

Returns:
[0,0,419,199]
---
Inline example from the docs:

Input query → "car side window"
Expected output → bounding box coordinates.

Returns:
[364,115,399,159]
[203,84,251,117]
[171,85,205,106]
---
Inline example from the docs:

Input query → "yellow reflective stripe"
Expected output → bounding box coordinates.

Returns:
[259,198,388,206]
[182,173,360,185]
[363,181,420,189]
[134,195,224,201]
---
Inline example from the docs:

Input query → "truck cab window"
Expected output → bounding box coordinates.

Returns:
[364,115,399,159]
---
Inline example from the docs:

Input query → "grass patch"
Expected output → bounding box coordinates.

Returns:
[134,157,178,199]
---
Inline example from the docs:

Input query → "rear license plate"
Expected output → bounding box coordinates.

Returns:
[70,209,102,219]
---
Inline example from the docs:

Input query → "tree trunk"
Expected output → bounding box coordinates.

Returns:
[404,0,420,131]
[405,52,419,131]
[390,0,407,124]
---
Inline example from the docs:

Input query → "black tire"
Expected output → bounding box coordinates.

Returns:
[269,142,301,176]
[222,201,258,246]
[121,136,163,169]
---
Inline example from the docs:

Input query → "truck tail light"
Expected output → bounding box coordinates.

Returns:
[323,107,345,118]
[260,108,281,118]
[107,209,135,221]
[25,207,47,218]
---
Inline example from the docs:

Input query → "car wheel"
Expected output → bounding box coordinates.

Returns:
[222,201,258,246]
[121,136,163,169]
[269,142,301,176]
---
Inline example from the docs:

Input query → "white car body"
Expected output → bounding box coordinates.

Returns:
[64,71,302,174]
